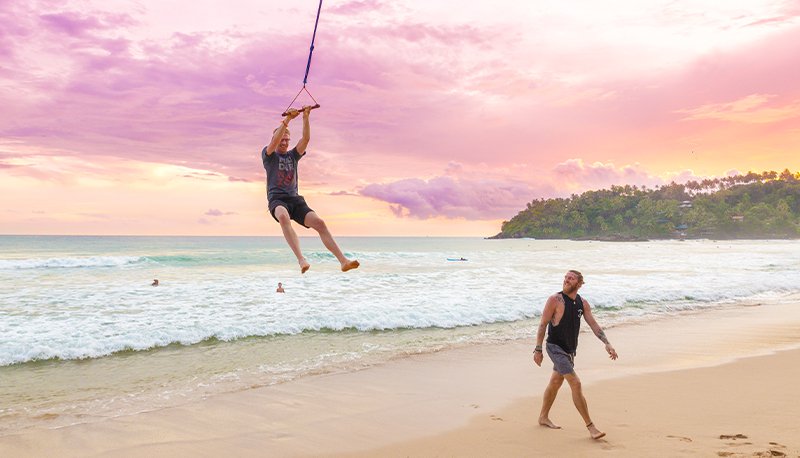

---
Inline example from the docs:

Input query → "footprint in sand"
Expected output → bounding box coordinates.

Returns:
[490,415,504,421]
[719,433,748,440]
[765,441,787,457]
[470,404,479,409]
[667,435,693,442]
[746,451,786,457]
[768,442,786,449]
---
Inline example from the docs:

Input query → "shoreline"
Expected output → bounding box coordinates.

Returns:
[487,234,800,241]
[2,300,800,457]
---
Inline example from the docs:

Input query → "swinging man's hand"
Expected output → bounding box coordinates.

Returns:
[302,105,312,118]
[285,108,301,120]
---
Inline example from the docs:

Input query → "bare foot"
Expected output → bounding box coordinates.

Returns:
[539,418,561,429]
[300,259,310,274]
[587,422,605,440]
[341,259,360,272]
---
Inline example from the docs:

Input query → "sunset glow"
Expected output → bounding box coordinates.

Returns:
[2,0,798,235]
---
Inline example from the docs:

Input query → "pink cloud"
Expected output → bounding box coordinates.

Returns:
[382,23,493,46]
[743,1,800,28]
[745,15,800,27]
[182,172,224,181]
[328,0,389,16]
[1,26,310,178]
[1,0,798,201]
[0,2,530,184]
[676,94,800,124]
[506,25,800,169]
[552,159,667,190]
[78,213,110,219]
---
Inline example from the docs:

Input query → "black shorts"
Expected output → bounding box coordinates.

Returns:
[269,195,314,227]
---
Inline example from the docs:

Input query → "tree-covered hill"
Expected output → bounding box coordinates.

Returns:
[492,169,800,240]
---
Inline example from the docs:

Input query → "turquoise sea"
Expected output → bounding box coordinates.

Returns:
[1,235,799,434]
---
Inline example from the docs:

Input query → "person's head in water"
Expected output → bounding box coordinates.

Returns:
[151,279,159,287]
[276,282,285,293]
[273,127,291,153]
[562,270,584,295]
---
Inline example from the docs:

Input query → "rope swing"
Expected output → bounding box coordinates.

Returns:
[282,0,324,116]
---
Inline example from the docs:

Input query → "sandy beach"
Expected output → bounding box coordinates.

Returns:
[2,298,799,457]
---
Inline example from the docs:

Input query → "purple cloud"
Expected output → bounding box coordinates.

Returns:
[40,12,107,37]
[0,3,30,59]
[204,209,236,217]
[358,160,723,221]
[0,2,517,184]
[360,176,540,220]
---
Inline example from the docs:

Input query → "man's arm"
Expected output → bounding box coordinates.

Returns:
[582,299,618,360]
[295,106,311,155]
[533,295,558,367]
[266,110,300,155]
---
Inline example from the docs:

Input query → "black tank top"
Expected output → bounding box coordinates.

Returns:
[546,292,584,355]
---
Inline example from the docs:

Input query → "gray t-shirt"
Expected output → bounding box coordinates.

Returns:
[261,147,303,201]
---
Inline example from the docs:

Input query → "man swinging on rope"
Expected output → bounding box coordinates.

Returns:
[262,106,359,274]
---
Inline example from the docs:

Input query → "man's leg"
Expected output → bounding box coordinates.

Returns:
[274,206,310,273]
[564,372,605,439]
[539,371,564,429]
[303,212,359,272]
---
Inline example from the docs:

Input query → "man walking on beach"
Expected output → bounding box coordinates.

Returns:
[262,106,359,274]
[533,270,618,440]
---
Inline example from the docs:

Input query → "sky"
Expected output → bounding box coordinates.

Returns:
[1,0,799,236]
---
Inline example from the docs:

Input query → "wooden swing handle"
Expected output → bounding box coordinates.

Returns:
[281,104,321,117]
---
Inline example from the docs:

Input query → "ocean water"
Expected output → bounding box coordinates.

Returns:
[1,235,799,434]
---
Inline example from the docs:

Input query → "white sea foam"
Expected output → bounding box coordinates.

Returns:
[0,255,145,270]
[1,238,799,367]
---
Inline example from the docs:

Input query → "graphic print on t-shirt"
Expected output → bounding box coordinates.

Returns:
[278,154,295,189]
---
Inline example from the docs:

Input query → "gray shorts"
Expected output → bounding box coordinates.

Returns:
[546,342,575,375]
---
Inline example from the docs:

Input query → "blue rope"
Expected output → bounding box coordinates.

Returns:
[303,0,323,86]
